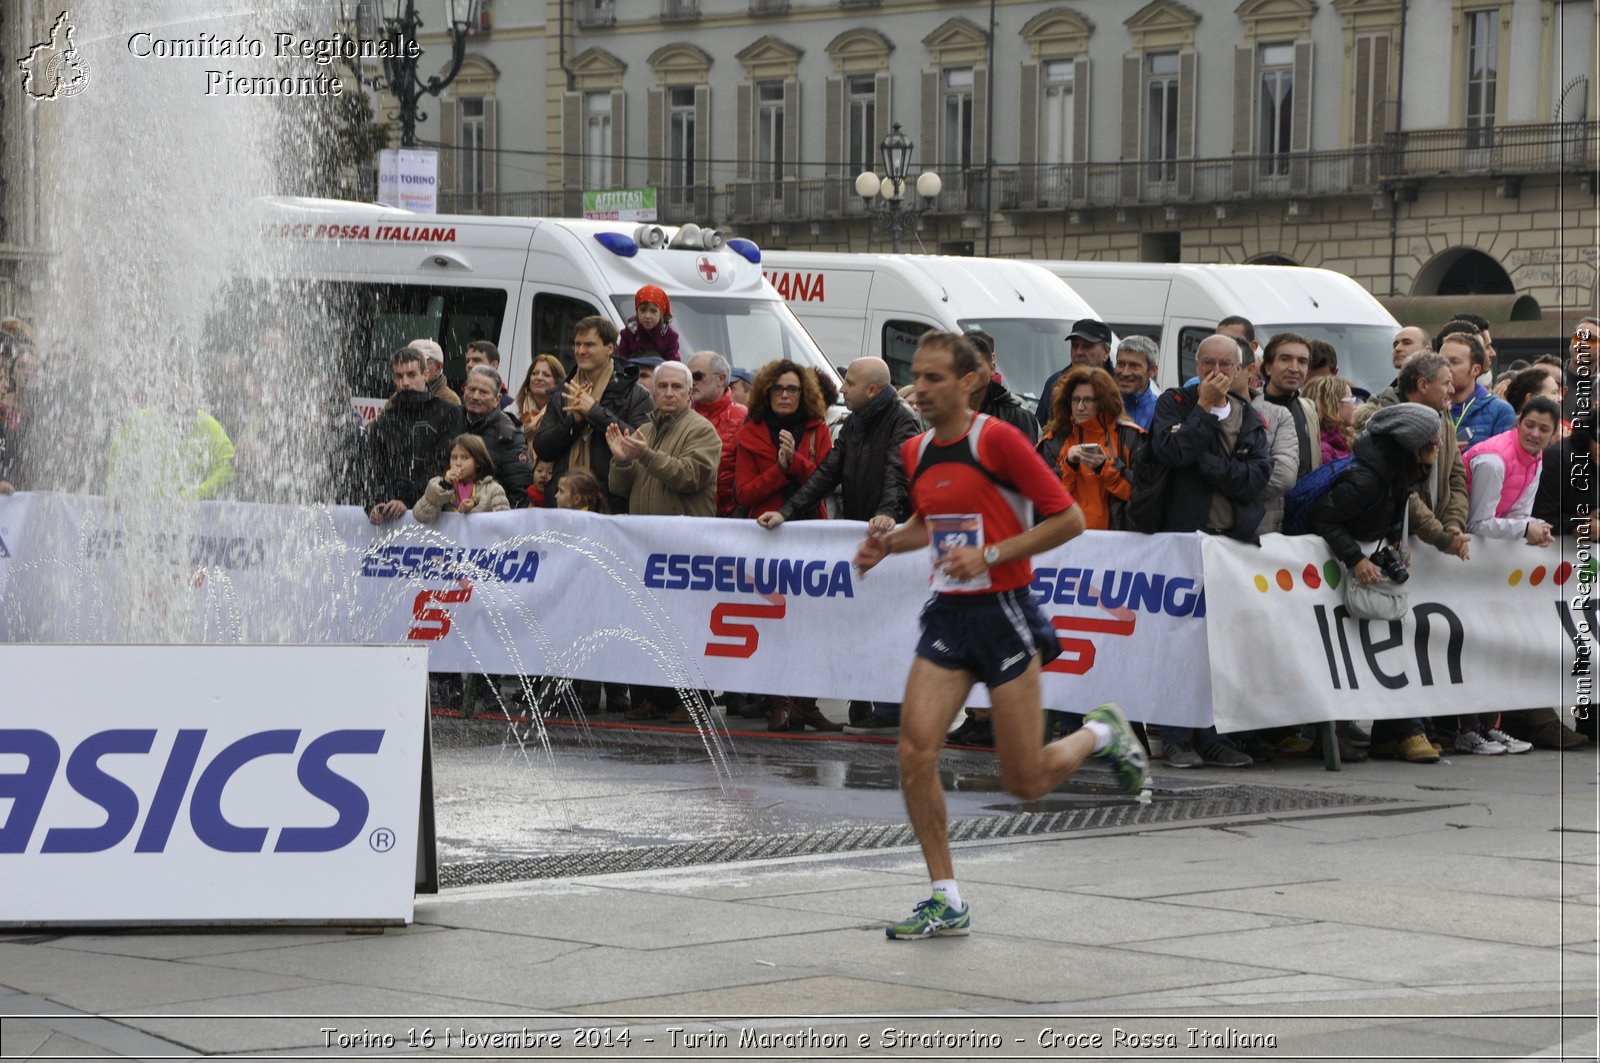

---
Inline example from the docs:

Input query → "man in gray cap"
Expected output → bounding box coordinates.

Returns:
[1036,319,1114,425]
[728,367,754,407]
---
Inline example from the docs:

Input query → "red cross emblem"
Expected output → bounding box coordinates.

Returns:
[695,255,719,283]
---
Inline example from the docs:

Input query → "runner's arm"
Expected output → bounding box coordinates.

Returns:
[984,504,1084,567]
[878,513,929,554]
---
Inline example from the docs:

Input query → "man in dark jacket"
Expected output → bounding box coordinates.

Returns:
[532,316,653,513]
[1036,318,1115,426]
[1136,333,1272,769]
[462,366,534,505]
[366,348,466,524]
[967,330,1039,444]
[760,357,918,530]
[1143,334,1273,543]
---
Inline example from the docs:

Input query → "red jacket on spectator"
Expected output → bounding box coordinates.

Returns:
[696,389,748,517]
[732,416,831,519]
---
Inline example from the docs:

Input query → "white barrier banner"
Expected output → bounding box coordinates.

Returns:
[0,494,1212,724]
[1202,533,1588,732]
[0,643,427,926]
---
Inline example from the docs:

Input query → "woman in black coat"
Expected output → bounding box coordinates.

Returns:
[1308,401,1442,764]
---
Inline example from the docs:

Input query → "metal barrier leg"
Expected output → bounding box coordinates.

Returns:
[1319,720,1342,771]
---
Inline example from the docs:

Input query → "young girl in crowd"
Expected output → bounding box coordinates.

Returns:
[615,284,681,362]
[413,434,510,522]
[554,467,611,514]
[525,459,555,506]
[1303,376,1357,464]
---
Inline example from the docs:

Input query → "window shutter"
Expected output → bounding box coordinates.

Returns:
[920,69,939,170]
[562,92,581,193]
[1232,45,1254,194]
[647,87,664,186]
[1073,57,1091,167]
[972,66,988,169]
[875,71,893,146]
[1290,41,1313,192]
[694,85,711,215]
[783,77,800,215]
[1177,50,1197,195]
[482,97,498,198]
[1018,62,1038,203]
[1371,33,1391,138]
[1120,55,1140,161]
[736,83,753,181]
[438,98,458,197]
[1353,36,1371,145]
[611,89,626,187]
[824,76,843,214]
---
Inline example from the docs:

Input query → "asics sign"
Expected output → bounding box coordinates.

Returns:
[0,728,383,854]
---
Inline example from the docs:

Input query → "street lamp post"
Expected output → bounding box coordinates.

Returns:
[356,0,481,148]
[854,122,942,253]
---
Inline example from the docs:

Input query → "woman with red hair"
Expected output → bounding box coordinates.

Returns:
[1036,366,1143,531]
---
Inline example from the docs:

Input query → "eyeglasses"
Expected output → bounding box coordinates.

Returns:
[691,371,706,381]
[771,384,802,396]
[1069,396,1097,406]
[1339,396,1361,405]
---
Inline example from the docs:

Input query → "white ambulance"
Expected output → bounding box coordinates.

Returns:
[758,251,1101,404]
[246,197,838,419]
[1028,261,1402,395]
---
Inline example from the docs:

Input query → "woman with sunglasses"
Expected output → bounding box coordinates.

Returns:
[731,358,841,732]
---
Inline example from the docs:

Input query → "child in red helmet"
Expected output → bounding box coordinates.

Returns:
[616,284,682,362]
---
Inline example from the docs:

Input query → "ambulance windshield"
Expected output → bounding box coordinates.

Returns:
[957,317,1085,404]
[612,296,837,387]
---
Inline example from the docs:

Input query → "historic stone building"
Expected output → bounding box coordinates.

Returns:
[404,0,1595,348]
[0,1,52,325]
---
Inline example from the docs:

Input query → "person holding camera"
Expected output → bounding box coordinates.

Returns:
[1036,365,1144,531]
[1309,402,1443,764]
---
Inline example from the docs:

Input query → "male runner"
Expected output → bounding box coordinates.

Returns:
[855,331,1149,940]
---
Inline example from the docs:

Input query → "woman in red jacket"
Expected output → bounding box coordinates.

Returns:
[731,359,841,732]
[732,359,833,519]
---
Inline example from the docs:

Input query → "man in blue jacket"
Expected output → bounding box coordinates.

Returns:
[1441,330,1514,449]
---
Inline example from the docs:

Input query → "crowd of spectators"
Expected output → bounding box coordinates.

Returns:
[0,302,1593,756]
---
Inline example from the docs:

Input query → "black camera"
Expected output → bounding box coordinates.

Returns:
[1368,544,1410,584]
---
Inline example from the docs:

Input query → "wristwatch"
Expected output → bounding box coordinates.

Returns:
[982,545,1001,567]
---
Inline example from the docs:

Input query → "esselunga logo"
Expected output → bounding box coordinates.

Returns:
[1251,559,1582,593]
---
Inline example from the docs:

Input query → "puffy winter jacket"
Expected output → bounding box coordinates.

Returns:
[1364,385,1469,552]
[1308,433,1426,568]
[412,475,510,522]
[464,406,534,506]
[365,389,465,509]
[695,389,749,517]
[1145,384,1274,542]
[781,386,919,523]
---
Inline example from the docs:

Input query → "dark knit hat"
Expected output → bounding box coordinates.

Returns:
[1367,402,1441,451]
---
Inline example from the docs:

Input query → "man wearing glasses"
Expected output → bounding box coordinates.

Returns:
[686,350,747,517]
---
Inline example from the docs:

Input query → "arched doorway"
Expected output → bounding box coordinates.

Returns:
[1412,247,1515,296]
[1246,253,1298,266]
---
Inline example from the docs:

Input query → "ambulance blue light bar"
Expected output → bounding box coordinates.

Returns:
[593,232,639,258]
[727,238,760,264]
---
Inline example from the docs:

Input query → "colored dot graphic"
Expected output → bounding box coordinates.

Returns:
[1276,568,1294,591]
[1255,561,1342,592]
[1302,563,1322,590]
[1508,569,1522,586]
[1323,560,1342,589]
[1254,574,1269,593]
[1555,562,1574,585]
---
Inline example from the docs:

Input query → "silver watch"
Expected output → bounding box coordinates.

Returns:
[983,545,1001,567]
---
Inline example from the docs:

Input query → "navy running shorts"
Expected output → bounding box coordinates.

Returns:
[915,587,1062,689]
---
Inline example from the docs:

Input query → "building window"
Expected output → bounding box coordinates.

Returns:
[1258,43,1294,177]
[847,74,876,176]
[669,86,696,189]
[460,97,485,205]
[1145,52,1179,182]
[1465,9,1498,148]
[943,66,974,171]
[756,81,785,183]
[1042,59,1074,167]
[585,92,612,189]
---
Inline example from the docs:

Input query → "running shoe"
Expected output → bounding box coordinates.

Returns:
[1085,702,1151,792]
[1454,731,1506,755]
[1484,728,1533,754]
[885,891,971,940]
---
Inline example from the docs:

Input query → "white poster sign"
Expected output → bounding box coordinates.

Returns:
[0,644,427,926]
[1202,533,1584,732]
[397,148,438,214]
[377,148,399,207]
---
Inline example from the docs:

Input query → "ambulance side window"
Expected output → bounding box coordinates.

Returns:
[531,293,600,377]
[1176,326,1210,384]
[882,320,933,387]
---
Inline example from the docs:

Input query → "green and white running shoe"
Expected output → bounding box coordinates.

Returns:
[1085,702,1150,793]
[885,891,971,940]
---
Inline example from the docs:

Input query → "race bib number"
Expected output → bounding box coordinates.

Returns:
[928,513,990,593]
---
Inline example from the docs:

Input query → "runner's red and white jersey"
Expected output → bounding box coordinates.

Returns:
[904,413,1074,594]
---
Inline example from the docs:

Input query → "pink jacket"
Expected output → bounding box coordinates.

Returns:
[1462,428,1542,538]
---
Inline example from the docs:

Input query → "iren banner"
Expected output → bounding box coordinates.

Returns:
[1201,534,1587,731]
[0,495,1581,729]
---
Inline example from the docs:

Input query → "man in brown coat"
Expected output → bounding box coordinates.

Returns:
[1362,351,1470,560]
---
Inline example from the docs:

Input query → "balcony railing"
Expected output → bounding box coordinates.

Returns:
[575,0,614,28]
[750,0,790,12]
[430,121,1596,226]
[661,0,700,22]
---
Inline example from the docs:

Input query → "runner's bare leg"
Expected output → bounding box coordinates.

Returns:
[988,657,1095,799]
[897,657,975,882]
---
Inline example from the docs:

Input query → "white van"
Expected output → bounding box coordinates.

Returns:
[247,198,837,419]
[760,251,1100,404]
[1028,262,1402,395]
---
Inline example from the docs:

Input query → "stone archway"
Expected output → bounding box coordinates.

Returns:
[1412,246,1515,296]
[1246,253,1299,266]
